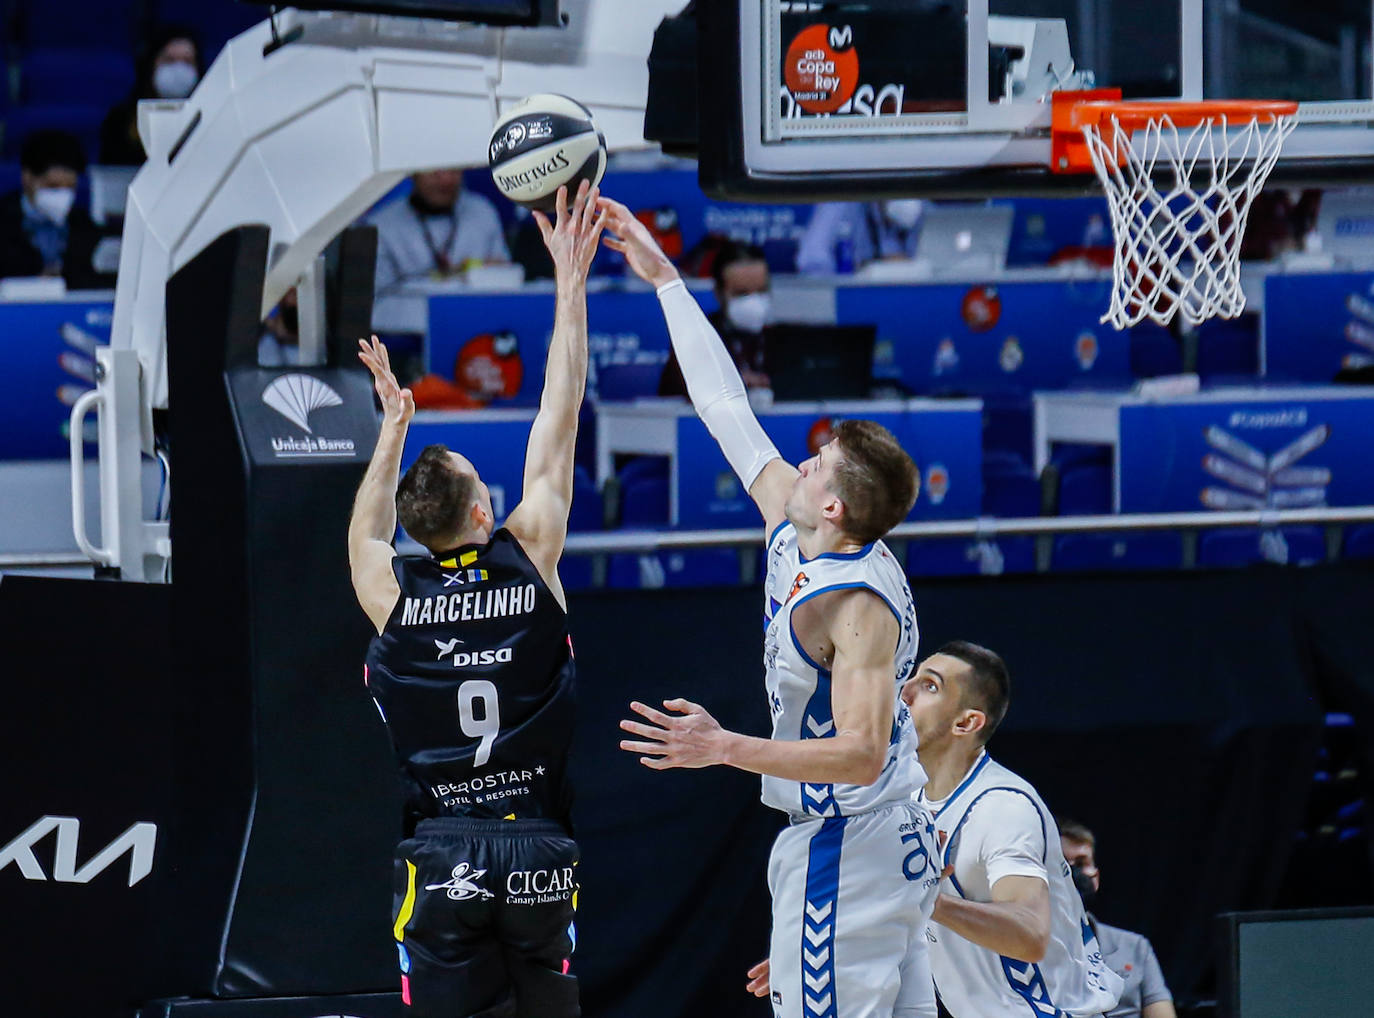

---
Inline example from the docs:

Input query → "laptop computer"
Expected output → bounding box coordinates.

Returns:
[764,324,875,401]
[914,204,1015,277]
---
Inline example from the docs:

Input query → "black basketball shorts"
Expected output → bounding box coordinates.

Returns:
[391,817,580,1018]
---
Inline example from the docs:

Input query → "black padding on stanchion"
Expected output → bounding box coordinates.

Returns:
[166,226,396,996]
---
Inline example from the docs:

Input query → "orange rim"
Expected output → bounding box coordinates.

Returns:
[1072,99,1299,132]
[1050,91,1299,174]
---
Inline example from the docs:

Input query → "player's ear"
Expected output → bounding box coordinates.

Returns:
[821,493,845,524]
[470,499,491,532]
[954,708,986,739]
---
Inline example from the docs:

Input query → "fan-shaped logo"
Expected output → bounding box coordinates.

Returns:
[263,374,342,434]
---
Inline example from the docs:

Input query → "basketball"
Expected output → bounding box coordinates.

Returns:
[488,93,607,212]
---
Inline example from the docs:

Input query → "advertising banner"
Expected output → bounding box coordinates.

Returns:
[835,280,1131,395]
[676,401,982,529]
[1119,395,1374,513]
[1264,271,1374,381]
[427,289,676,407]
[0,298,113,459]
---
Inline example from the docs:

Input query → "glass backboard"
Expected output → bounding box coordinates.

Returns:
[697,0,1374,201]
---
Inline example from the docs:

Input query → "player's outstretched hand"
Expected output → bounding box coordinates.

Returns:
[533,180,606,285]
[746,958,770,998]
[618,698,728,770]
[597,196,680,290]
[358,335,414,427]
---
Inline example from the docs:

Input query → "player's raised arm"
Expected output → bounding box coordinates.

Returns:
[504,182,605,607]
[350,336,414,633]
[598,197,797,534]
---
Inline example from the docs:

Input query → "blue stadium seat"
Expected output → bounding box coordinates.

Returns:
[558,556,595,593]
[1057,464,1111,516]
[619,476,670,527]
[2,103,104,161]
[982,395,1033,462]
[17,0,139,50]
[982,449,1030,478]
[984,470,1040,518]
[567,465,602,533]
[1341,524,1374,561]
[0,161,20,195]
[1197,316,1259,380]
[906,537,1035,577]
[1198,527,1326,568]
[608,549,741,589]
[1051,532,1183,572]
[617,456,669,489]
[21,50,135,106]
[1129,322,1183,378]
[1049,442,1110,472]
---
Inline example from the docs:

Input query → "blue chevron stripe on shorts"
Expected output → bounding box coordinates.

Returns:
[800,816,846,1018]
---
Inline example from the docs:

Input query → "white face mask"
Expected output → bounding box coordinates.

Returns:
[33,186,76,224]
[883,199,924,231]
[153,61,199,100]
[725,291,771,333]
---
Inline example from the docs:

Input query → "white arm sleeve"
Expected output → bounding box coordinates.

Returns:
[656,278,781,489]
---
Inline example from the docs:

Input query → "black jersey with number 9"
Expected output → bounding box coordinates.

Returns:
[365,528,575,834]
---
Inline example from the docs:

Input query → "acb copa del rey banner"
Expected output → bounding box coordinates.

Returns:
[775,6,965,122]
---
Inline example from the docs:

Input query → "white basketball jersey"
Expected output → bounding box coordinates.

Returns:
[919,755,1123,1018]
[761,521,925,818]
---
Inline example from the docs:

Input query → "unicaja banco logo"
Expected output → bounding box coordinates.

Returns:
[263,374,342,434]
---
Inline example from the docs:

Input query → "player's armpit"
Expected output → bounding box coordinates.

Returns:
[750,458,800,535]
[504,478,570,611]
[350,538,401,635]
[827,590,901,786]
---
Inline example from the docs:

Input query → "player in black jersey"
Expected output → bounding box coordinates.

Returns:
[349,181,605,1018]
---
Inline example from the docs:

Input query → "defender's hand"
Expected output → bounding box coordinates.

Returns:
[533,181,606,285]
[746,958,771,998]
[358,335,414,427]
[618,698,729,770]
[597,196,680,289]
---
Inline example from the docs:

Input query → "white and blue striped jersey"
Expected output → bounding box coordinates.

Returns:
[760,520,925,818]
[919,754,1123,1018]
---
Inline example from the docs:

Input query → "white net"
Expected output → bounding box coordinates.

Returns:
[1082,107,1298,329]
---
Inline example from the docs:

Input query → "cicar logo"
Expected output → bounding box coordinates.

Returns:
[0,816,157,887]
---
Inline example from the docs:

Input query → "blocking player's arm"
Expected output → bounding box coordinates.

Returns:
[349,336,414,634]
[930,792,1052,962]
[931,876,1051,963]
[504,183,605,609]
[620,590,896,785]
[598,197,796,534]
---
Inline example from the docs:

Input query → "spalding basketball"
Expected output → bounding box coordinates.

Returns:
[488,94,607,212]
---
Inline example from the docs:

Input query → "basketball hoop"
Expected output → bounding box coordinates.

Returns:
[1052,92,1299,329]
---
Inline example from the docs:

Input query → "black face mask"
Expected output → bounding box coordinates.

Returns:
[1071,864,1097,906]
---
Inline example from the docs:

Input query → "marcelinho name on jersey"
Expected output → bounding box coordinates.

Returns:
[400,583,538,627]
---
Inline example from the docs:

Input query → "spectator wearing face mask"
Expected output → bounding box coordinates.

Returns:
[1059,819,1177,1018]
[658,240,772,397]
[0,130,112,288]
[100,26,203,166]
[795,200,924,275]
